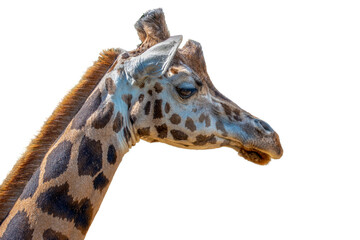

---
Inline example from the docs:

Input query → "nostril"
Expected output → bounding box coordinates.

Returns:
[259,120,273,132]
[256,119,274,133]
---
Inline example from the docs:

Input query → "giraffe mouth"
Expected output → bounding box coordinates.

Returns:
[222,130,283,165]
[225,142,272,165]
[237,147,271,165]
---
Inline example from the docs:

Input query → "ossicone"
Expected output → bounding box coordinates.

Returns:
[135,8,170,50]
[180,40,209,80]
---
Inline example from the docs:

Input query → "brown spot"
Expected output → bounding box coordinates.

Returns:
[20,169,40,200]
[144,101,151,115]
[216,120,227,136]
[199,114,205,122]
[43,140,73,183]
[93,172,109,191]
[71,89,102,130]
[122,94,132,110]
[199,114,211,127]
[137,127,150,137]
[221,103,232,116]
[170,114,181,125]
[148,90,153,96]
[170,67,179,74]
[43,228,69,240]
[185,117,196,132]
[138,94,145,103]
[77,136,102,177]
[107,145,117,165]
[121,52,130,59]
[105,77,116,95]
[193,134,217,146]
[233,109,243,122]
[233,109,240,116]
[0,210,34,240]
[170,130,188,140]
[113,112,123,133]
[154,82,163,93]
[192,108,197,113]
[155,124,168,139]
[36,183,93,235]
[165,102,170,113]
[92,102,114,129]
[153,99,163,119]
[139,82,145,88]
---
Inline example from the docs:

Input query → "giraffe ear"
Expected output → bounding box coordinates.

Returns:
[125,35,183,82]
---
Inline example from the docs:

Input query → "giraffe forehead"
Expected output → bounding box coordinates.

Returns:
[167,65,199,83]
[129,62,196,89]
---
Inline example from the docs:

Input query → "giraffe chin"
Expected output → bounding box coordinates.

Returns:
[238,148,271,165]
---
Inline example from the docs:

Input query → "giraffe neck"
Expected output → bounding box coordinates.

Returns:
[0,56,139,239]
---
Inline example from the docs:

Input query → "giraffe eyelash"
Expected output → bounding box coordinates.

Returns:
[175,82,198,99]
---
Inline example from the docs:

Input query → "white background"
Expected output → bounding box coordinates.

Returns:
[0,1,359,239]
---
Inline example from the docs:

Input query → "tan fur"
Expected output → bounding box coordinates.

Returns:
[0,48,121,224]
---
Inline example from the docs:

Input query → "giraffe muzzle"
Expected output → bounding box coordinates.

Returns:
[237,131,283,165]
[224,117,283,165]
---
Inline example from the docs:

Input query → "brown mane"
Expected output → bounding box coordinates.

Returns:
[0,48,121,224]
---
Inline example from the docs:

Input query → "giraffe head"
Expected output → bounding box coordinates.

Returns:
[121,35,282,165]
[107,9,283,165]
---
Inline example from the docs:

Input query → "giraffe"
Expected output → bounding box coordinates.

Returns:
[0,9,283,240]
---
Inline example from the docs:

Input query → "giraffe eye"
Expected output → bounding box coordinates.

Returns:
[175,83,197,99]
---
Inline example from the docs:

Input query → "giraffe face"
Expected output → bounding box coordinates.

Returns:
[132,64,220,148]
[125,36,283,165]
